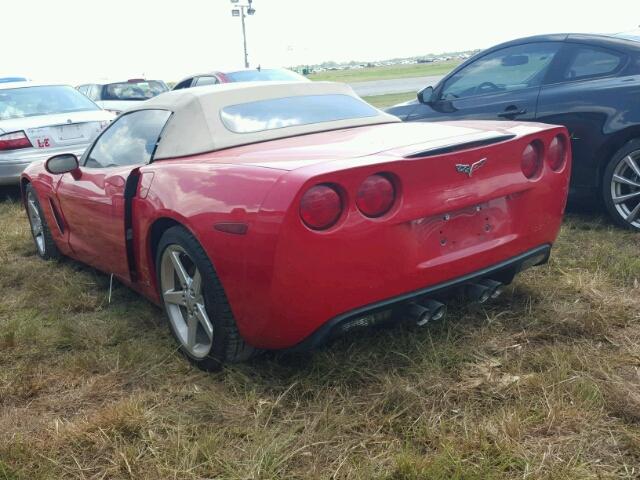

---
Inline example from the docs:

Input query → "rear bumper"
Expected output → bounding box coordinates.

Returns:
[0,160,31,185]
[290,244,550,351]
[235,189,564,350]
[0,146,88,185]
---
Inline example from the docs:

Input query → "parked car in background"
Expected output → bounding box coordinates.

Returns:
[0,75,28,84]
[0,82,113,185]
[387,33,640,231]
[172,67,307,90]
[22,81,570,369]
[77,79,169,115]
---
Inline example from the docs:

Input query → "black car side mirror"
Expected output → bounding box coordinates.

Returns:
[45,154,79,175]
[417,86,434,105]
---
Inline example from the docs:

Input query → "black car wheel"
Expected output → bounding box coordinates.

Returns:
[156,225,256,370]
[603,140,640,231]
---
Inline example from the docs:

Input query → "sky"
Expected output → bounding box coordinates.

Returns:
[2,0,639,84]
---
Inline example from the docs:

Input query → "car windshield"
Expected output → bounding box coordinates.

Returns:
[225,69,306,82]
[103,80,168,101]
[0,85,99,120]
[220,94,378,133]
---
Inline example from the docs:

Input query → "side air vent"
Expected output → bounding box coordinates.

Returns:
[404,135,516,159]
[48,198,65,233]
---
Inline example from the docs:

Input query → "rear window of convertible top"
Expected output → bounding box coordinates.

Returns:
[219,94,378,134]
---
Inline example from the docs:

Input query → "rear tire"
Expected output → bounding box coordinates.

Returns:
[156,225,255,370]
[25,183,61,260]
[602,140,640,231]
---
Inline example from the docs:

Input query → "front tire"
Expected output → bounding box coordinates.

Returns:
[25,183,61,260]
[603,141,640,231]
[156,226,255,370]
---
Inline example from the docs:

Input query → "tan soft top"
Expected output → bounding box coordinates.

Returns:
[130,81,400,159]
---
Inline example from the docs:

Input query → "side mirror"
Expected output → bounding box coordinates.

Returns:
[417,86,434,104]
[45,154,79,175]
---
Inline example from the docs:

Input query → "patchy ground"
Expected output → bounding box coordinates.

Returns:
[307,61,460,83]
[0,188,639,479]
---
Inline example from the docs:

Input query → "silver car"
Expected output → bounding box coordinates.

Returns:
[0,82,113,185]
[77,79,169,115]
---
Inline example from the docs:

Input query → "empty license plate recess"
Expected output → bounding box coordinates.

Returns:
[411,197,512,253]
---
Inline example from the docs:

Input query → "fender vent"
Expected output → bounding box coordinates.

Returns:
[124,171,141,281]
[405,134,516,159]
[48,198,64,233]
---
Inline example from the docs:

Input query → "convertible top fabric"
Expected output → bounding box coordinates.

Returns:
[130,81,400,159]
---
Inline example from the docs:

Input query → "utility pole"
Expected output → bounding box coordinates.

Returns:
[231,0,256,68]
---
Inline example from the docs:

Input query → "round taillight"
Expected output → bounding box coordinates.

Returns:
[521,142,543,179]
[356,174,396,218]
[300,184,343,230]
[547,135,567,171]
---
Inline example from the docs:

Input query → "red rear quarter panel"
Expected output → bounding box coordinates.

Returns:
[132,162,289,311]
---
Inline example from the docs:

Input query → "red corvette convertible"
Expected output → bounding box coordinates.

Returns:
[21,81,571,369]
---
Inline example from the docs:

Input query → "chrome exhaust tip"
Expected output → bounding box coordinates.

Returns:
[420,299,446,322]
[407,302,431,326]
[466,283,492,304]
[479,279,504,299]
[407,299,447,326]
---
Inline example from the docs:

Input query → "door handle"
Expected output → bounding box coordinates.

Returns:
[497,107,527,119]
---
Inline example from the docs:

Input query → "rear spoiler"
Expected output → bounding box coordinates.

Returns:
[404,134,516,159]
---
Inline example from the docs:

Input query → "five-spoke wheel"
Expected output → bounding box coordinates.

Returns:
[24,183,60,260]
[156,226,254,369]
[26,189,45,256]
[160,245,214,359]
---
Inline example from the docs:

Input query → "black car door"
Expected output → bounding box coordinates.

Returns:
[406,42,562,122]
[536,42,630,194]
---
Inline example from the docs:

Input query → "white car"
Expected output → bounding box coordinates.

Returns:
[77,79,169,114]
[0,82,113,185]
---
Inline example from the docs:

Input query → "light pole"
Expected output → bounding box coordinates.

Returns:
[230,0,256,68]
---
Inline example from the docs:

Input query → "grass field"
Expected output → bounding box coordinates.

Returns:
[363,92,416,109]
[307,61,460,83]
[1,187,639,479]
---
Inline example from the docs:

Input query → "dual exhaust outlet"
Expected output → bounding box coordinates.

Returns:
[407,299,447,327]
[407,278,503,326]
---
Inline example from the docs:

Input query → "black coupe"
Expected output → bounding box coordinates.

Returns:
[387,33,640,231]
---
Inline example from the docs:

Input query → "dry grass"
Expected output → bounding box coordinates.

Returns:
[0,187,639,479]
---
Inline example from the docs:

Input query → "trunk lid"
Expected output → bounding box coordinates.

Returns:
[200,121,541,171]
[0,110,113,149]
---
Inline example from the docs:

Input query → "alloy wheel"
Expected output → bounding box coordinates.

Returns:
[160,245,214,358]
[26,191,45,255]
[610,150,640,229]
